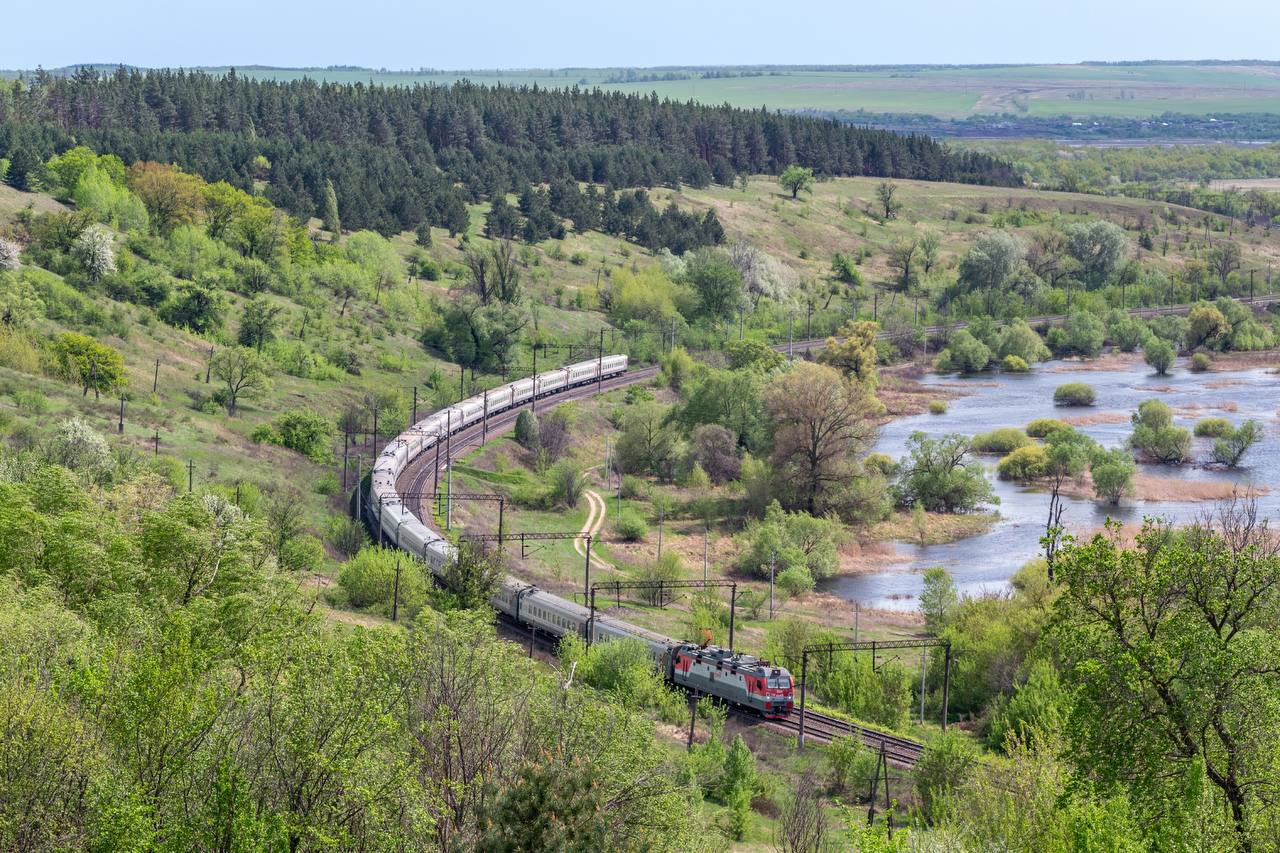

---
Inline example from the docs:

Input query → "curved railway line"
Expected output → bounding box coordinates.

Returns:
[390,360,928,762]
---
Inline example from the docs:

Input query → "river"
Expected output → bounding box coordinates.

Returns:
[821,356,1279,609]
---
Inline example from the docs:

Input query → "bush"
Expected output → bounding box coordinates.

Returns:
[970,428,1031,454]
[915,732,979,823]
[997,445,1049,481]
[1025,418,1068,438]
[928,399,948,415]
[936,329,991,373]
[337,546,428,618]
[1189,352,1212,372]
[1053,382,1095,407]
[326,515,368,556]
[1052,311,1105,358]
[894,432,995,513]
[995,320,1050,364]
[1143,337,1175,375]
[1212,420,1262,467]
[513,409,539,450]
[1129,399,1190,464]
[1090,447,1135,505]
[1194,417,1232,438]
[1001,354,1029,373]
[1107,313,1150,352]
[827,737,878,796]
[547,461,585,508]
[270,409,334,462]
[615,510,649,541]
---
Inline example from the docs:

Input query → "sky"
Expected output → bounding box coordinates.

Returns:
[4,0,1278,70]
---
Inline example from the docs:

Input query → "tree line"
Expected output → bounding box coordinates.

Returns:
[0,67,1017,236]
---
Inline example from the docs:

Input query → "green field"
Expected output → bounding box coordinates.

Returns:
[205,63,1280,119]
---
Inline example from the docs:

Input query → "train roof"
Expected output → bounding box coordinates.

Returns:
[679,644,787,675]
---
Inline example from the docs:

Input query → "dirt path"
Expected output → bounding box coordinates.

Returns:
[572,487,611,569]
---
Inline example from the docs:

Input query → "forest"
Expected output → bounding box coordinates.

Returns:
[3,60,1280,849]
[0,68,1016,236]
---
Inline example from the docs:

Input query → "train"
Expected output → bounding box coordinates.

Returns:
[365,353,796,719]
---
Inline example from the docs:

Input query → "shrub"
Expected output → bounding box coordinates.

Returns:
[997,445,1049,481]
[970,428,1031,454]
[1053,382,1095,407]
[1001,354,1029,373]
[1189,352,1211,373]
[1143,337,1175,375]
[915,733,979,823]
[1129,399,1190,463]
[1212,420,1262,468]
[1194,417,1232,438]
[1107,313,1150,352]
[513,409,540,450]
[326,515,368,556]
[1051,311,1105,358]
[337,546,428,618]
[615,510,649,541]
[995,320,1050,364]
[1090,447,1135,505]
[619,475,649,501]
[827,736,877,796]
[547,461,585,508]
[928,400,948,415]
[937,329,991,373]
[1025,418,1068,438]
[271,410,334,462]
[894,432,994,513]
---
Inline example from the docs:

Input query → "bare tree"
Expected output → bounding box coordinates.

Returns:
[774,775,827,853]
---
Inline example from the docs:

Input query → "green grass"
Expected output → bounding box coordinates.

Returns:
[214,63,1280,120]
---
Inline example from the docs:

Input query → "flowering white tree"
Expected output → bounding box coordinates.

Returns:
[0,236,20,270]
[73,224,117,281]
[46,418,113,478]
[729,242,797,307]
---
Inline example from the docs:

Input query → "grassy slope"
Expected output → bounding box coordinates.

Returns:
[7,172,1279,605]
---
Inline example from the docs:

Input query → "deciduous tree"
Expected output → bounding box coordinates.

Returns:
[765,361,880,513]
[210,346,271,415]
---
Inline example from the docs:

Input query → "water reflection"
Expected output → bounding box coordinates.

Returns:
[821,357,1278,609]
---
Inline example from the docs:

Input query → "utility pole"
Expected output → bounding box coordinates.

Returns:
[597,328,605,393]
[205,345,214,383]
[920,646,927,725]
[853,600,860,643]
[482,389,489,443]
[769,550,776,619]
[458,364,465,402]
[152,358,160,393]
[433,429,441,495]
[118,395,125,433]
[529,344,538,413]
[703,521,709,582]
[187,460,194,493]
[657,505,664,560]
[153,429,159,456]
[355,457,362,522]
[788,313,794,359]
[412,385,418,423]
[583,534,592,606]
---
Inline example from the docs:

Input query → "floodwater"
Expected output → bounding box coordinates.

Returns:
[821,357,1280,610]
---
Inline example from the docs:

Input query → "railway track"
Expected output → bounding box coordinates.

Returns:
[761,709,925,765]
[390,361,929,765]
